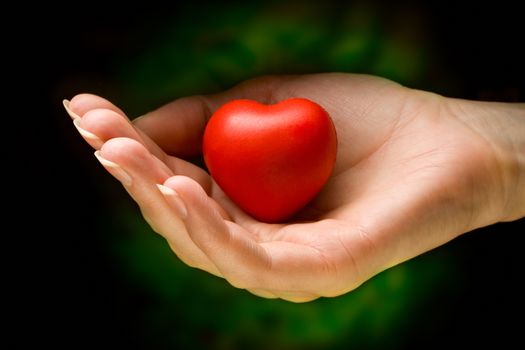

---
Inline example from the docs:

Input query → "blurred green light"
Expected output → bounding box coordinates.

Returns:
[102,2,450,348]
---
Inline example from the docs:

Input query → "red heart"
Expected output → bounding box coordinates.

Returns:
[203,98,337,223]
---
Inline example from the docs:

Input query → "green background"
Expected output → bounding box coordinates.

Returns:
[39,1,524,349]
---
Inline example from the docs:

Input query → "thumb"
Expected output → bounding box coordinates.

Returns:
[132,76,287,157]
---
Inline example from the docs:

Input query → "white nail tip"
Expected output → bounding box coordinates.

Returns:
[73,118,101,142]
[157,184,187,218]
[94,151,133,186]
[94,151,118,167]
[132,114,146,124]
[62,99,81,120]
[156,184,176,196]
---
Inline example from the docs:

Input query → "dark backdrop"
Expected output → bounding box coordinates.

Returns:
[17,1,525,349]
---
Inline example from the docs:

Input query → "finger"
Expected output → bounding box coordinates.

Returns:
[66,94,167,160]
[96,137,219,275]
[72,107,211,190]
[63,99,82,120]
[67,93,126,118]
[246,289,278,299]
[80,108,167,159]
[71,117,104,149]
[132,75,288,157]
[246,289,317,302]
[205,179,265,233]
[163,175,273,289]
[133,96,211,157]
[66,94,171,161]
[164,175,330,296]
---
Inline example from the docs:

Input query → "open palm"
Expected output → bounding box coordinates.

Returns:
[66,73,505,302]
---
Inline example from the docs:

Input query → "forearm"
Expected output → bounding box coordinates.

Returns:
[454,99,525,222]
[495,102,525,221]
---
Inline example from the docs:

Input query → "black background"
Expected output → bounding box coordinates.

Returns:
[12,1,525,348]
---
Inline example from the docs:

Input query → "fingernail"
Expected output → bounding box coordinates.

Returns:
[94,151,133,186]
[63,99,81,120]
[131,114,146,124]
[248,289,278,299]
[73,118,103,146]
[156,184,188,219]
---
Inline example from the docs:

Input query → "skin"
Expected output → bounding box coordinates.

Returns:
[65,73,525,302]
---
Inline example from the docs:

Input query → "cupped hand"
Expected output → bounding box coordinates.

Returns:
[65,73,513,302]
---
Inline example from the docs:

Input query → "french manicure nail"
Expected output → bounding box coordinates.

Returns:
[131,114,146,124]
[157,184,188,219]
[73,118,103,146]
[62,99,81,120]
[94,151,133,186]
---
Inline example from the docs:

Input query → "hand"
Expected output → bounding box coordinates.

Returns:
[65,73,525,302]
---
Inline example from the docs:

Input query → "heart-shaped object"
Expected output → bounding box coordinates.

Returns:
[203,98,337,223]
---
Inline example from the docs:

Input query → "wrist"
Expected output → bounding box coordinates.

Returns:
[452,99,525,223]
